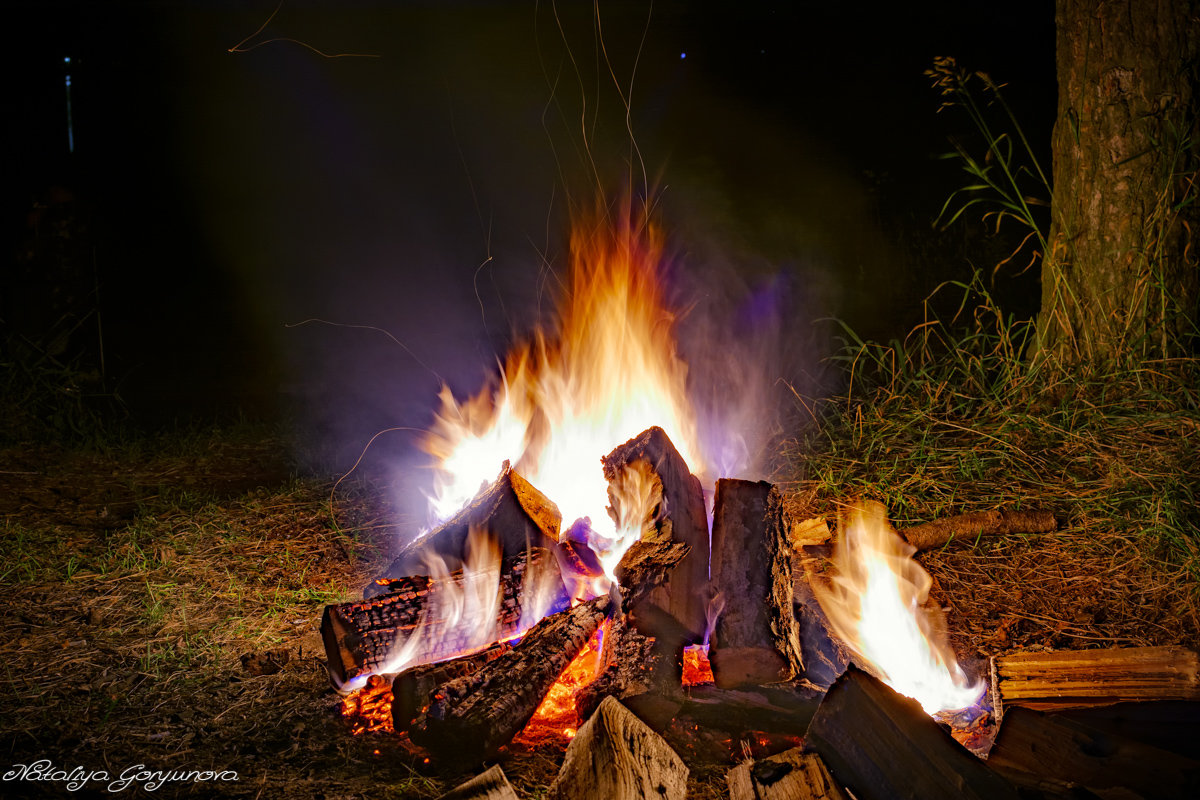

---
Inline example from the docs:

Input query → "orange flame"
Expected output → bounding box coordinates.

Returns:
[813,501,982,714]
[421,198,703,584]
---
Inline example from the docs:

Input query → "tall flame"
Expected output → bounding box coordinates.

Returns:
[422,197,703,578]
[813,501,982,714]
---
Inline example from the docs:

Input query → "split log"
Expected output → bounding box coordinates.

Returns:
[411,595,610,764]
[806,666,1020,800]
[613,538,691,612]
[901,508,1056,551]
[791,574,852,689]
[987,705,1200,799]
[727,748,848,800]
[1056,700,1200,760]
[680,681,823,735]
[391,642,512,733]
[574,615,684,732]
[322,548,564,687]
[993,645,1200,713]
[437,764,519,800]
[710,479,803,688]
[367,463,561,596]
[546,695,689,800]
[602,426,709,642]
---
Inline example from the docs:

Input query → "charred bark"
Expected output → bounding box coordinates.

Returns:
[391,642,512,733]
[574,615,684,732]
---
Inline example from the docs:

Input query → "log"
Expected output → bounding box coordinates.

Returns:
[806,666,1020,800]
[727,747,849,800]
[437,764,519,800]
[391,642,512,733]
[411,595,611,764]
[1056,700,1200,760]
[680,681,823,735]
[987,705,1200,799]
[602,426,709,642]
[901,508,1056,551]
[613,538,692,612]
[322,547,565,688]
[546,695,689,800]
[367,462,561,596]
[710,479,803,688]
[993,646,1200,713]
[791,571,852,689]
[574,615,684,732]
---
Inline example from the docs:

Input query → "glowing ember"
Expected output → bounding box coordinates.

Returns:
[422,198,704,584]
[682,644,715,686]
[813,501,982,715]
[517,621,608,741]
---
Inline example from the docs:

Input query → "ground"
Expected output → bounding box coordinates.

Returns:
[0,404,1196,798]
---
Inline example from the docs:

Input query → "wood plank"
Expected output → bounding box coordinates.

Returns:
[993,646,1200,712]
[437,764,519,800]
[546,695,688,800]
[710,479,803,688]
[987,705,1200,799]
[727,748,848,800]
[806,666,1020,800]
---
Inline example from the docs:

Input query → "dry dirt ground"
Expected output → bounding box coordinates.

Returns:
[1,429,1195,799]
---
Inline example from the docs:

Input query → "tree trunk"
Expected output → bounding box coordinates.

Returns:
[1037,0,1199,366]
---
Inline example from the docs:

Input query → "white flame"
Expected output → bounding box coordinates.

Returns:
[814,501,982,714]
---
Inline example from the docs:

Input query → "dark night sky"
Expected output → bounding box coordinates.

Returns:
[5,1,1055,476]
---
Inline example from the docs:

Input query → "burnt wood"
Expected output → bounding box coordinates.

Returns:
[391,642,512,733]
[411,595,611,764]
[710,479,803,688]
[791,568,852,688]
[680,681,823,735]
[322,548,564,687]
[437,764,519,800]
[575,615,684,731]
[901,509,1057,551]
[993,646,1200,712]
[806,667,1020,800]
[987,705,1200,799]
[602,426,709,642]
[367,463,561,596]
[727,747,849,800]
[1056,700,1200,760]
[546,695,689,800]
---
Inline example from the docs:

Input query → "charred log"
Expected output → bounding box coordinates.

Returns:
[411,596,611,764]
[391,642,512,733]
[546,695,689,800]
[602,426,709,642]
[367,463,561,596]
[1056,700,1200,761]
[901,508,1057,551]
[709,479,803,688]
[987,705,1200,799]
[727,747,848,800]
[680,681,823,736]
[322,548,564,687]
[993,645,1200,713]
[575,615,684,732]
[806,667,1020,800]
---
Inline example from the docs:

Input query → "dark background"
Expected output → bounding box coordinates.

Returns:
[3,1,1055,476]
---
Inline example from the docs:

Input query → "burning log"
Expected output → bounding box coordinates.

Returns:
[726,748,848,800]
[679,681,823,735]
[992,645,1200,713]
[391,642,511,733]
[709,479,803,688]
[602,426,709,642]
[322,548,564,687]
[613,538,691,611]
[806,666,1020,800]
[367,463,561,596]
[411,595,611,764]
[901,508,1057,551]
[546,695,689,800]
[574,615,684,732]
[437,764,519,800]
[987,705,1200,798]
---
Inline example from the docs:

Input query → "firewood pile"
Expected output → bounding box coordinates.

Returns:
[321,426,1200,799]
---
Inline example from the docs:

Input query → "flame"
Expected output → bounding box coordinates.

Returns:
[422,198,703,581]
[517,622,607,741]
[813,501,982,714]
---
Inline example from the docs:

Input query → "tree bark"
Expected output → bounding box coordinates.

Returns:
[1038,0,1199,366]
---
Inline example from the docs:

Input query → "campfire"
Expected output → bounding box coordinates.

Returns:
[321,198,1200,798]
